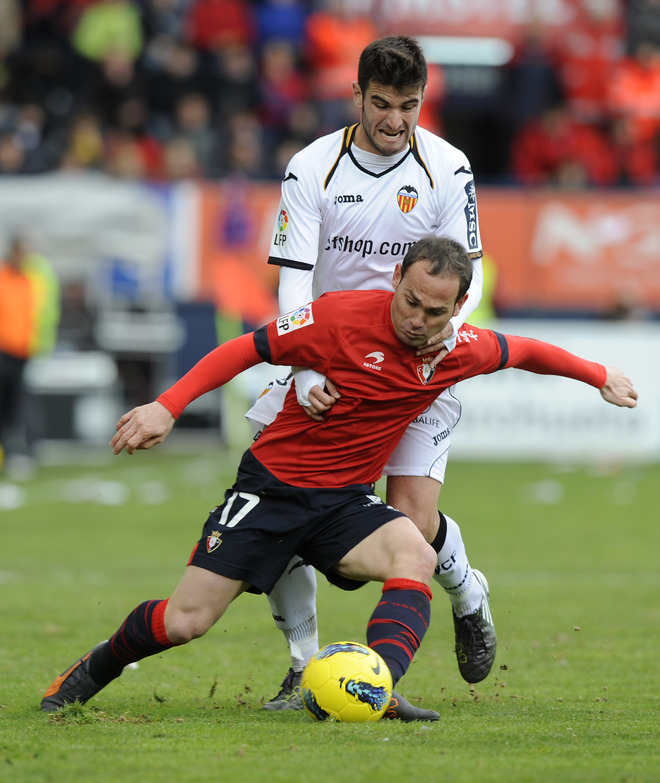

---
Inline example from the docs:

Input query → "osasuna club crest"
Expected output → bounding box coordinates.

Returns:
[206,530,223,553]
[416,363,436,384]
[397,185,418,213]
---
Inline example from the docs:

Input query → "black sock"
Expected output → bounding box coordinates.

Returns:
[89,641,125,686]
[430,511,447,554]
[89,599,175,686]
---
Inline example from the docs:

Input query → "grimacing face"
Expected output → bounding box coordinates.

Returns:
[390,260,467,347]
[352,80,424,156]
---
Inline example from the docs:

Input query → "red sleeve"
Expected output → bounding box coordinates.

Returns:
[503,334,607,388]
[157,333,261,419]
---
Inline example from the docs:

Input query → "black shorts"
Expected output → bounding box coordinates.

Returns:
[188,450,404,594]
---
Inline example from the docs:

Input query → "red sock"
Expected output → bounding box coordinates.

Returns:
[366,578,432,685]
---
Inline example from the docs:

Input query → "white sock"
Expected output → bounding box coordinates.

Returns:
[433,514,484,617]
[267,556,319,672]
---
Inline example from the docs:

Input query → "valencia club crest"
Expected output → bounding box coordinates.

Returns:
[397,185,418,213]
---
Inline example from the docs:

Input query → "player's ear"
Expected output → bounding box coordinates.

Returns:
[392,263,403,289]
[352,81,363,108]
[453,293,469,316]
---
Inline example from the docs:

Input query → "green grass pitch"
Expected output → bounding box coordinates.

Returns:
[1,441,659,783]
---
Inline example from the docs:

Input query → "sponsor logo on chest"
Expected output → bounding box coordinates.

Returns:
[363,350,385,371]
[334,193,364,204]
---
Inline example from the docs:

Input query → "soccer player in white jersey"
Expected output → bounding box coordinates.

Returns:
[250,36,490,719]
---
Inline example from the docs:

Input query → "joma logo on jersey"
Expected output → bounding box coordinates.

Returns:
[363,350,385,371]
[433,428,450,446]
[397,185,418,214]
[334,194,364,204]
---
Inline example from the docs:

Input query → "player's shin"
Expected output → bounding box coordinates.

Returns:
[89,598,178,686]
[267,557,319,672]
[431,512,482,616]
[366,578,432,685]
[41,598,180,711]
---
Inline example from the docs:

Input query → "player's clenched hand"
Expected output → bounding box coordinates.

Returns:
[110,401,175,455]
[303,379,340,422]
[600,366,638,408]
[416,322,454,367]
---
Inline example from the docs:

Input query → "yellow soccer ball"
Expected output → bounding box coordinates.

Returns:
[300,642,393,722]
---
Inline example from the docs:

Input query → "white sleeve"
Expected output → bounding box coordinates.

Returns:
[278,266,314,314]
[278,243,327,409]
[444,255,484,352]
[269,155,324,270]
[434,153,484,353]
[437,144,482,251]
[291,367,328,408]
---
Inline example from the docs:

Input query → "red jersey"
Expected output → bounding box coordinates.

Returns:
[159,290,606,488]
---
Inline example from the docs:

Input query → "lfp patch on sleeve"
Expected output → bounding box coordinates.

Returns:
[277,304,314,335]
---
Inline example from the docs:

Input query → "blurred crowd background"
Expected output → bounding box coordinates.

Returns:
[2,0,660,187]
[2,0,660,476]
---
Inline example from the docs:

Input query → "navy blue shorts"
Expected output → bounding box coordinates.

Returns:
[188,451,404,594]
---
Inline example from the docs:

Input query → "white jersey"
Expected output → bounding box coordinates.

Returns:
[268,124,483,317]
[249,123,484,482]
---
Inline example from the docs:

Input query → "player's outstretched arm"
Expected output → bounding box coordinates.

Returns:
[600,366,638,408]
[110,401,175,455]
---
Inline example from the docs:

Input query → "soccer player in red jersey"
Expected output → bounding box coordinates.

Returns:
[255,35,489,709]
[41,237,637,716]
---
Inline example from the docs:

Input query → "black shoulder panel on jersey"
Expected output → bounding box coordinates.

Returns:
[409,133,434,189]
[253,326,272,363]
[493,331,509,370]
[324,124,358,190]
[267,256,314,270]
[469,250,484,260]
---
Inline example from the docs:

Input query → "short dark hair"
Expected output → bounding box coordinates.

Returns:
[401,236,473,300]
[357,36,428,96]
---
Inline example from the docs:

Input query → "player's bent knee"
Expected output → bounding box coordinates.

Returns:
[414,542,438,582]
[164,611,213,644]
[391,538,437,584]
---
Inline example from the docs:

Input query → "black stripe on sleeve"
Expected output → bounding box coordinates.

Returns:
[267,256,314,270]
[253,325,272,363]
[493,331,509,370]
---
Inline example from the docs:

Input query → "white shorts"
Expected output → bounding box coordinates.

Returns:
[245,376,462,485]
